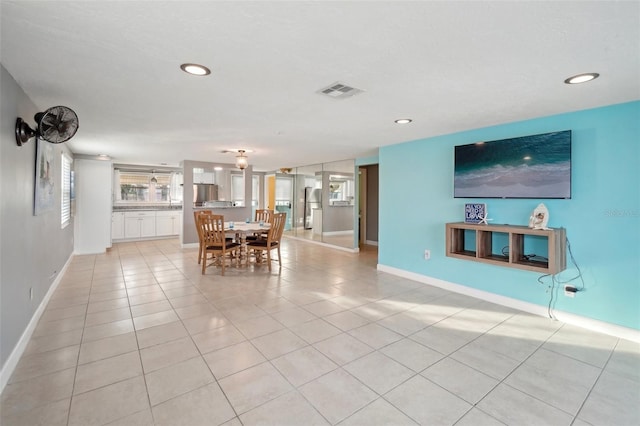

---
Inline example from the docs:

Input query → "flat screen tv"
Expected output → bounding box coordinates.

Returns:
[454,130,571,199]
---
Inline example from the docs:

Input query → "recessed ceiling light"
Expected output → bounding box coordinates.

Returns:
[180,63,211,76]
[395,119,412,124]
[564,73,599,84]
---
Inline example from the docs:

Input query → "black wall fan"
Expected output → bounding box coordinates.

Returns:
[15,105,79,146]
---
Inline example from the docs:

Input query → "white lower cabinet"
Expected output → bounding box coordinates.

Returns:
[123,211,157,239]
[112,212,125,240]
[156,211,182,236]
[113,210,182,241]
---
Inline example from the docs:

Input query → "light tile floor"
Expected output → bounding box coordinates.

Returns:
[1,238,639,426]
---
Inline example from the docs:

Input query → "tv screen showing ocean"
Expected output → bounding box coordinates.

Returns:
[454,131,571,199]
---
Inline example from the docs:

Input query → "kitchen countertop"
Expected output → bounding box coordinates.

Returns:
[113,205,183,211]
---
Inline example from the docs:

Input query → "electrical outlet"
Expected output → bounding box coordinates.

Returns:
[424,249,431,260]
[564,285,577,298]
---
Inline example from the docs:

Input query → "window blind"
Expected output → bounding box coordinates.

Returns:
[61,153,72,228]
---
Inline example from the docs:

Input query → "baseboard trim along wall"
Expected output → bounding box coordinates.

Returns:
[377,264,640,343]
[0,255,74,393]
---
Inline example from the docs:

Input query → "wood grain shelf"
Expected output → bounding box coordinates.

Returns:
[445,222,566,274]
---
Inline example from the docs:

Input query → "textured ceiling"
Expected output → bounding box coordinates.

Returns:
[2,1,639,171]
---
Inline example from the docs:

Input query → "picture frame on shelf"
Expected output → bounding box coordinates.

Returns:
[464,203,487,224]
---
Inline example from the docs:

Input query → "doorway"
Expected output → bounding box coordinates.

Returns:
[358,164,378,248]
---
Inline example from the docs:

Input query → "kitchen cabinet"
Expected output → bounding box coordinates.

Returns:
[193,172,215,184]
[111,212,125,240]
[156,211,181,236]
[124,211,156,239]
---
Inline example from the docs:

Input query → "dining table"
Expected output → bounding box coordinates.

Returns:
[224,221,271,266]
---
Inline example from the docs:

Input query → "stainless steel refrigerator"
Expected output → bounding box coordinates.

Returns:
[304,187,321,229]
[193,184,218,206]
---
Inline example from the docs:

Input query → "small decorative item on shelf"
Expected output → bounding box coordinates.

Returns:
[528,203,550,230]
[465,203,488,224]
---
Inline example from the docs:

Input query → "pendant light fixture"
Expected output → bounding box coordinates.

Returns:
[235,150,248,170]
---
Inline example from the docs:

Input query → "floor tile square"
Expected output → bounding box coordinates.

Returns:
[380,338,444,372]
[270,307,317,327]
[344,351,415,395]
[132,310,179,331]
[140,336,200,373]
[136,321,189,349]
[313,333,373,366]
[219,362,293,414]
[340,398,418,426]
[299,368,377,424]
[384,375,471,425]
[24,328,83,356]
[106,408,154,426]
[233,314,285,339]
[239,391,329,426]
[68,376,149,426]
[151,383,235,426]
[1,368,74,419]
[251,329,307,359]
[577,370,640,425]
[1,397,70,426]
[506,348,601,413]
[74,351,143,395]
[129,300,173,318]
[182,312,231,335]
[422,357,499,404]
[323,310,370,331]
[203,341,267,379]
[348,323,403,349]
[192,324,246,354]
[477,383,573,425]
[145,356,215,406]
[9,345,79,384]
[303,300,346,317]
[289,318,342,344]
[85,307,132,327]
[82,318,134,343]
[272,346,338,387]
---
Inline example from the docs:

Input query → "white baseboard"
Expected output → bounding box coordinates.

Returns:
[322,231,353,236]
[377,264,640,343]
[181,242,199,249]
[0,255,74,393]
[365,240,378,246]
[284,236,359,253]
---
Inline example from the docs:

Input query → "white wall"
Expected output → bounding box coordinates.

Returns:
[0,65,75,379]
[74,159,112,254]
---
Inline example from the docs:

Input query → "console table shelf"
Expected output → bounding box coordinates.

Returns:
[445,222,566,274]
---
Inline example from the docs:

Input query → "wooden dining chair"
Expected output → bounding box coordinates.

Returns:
[193,210,212,264]
[247,209,274,241]
[247,212,286,271]
[198,213,240,275]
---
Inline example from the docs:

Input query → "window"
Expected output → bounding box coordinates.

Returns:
[231,174,245,206]
[61,153,72,228]
[116,172,172,203]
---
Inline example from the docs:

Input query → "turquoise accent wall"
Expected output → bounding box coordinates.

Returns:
[379,101,640,330]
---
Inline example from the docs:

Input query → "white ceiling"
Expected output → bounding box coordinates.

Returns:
[2,1,639,171]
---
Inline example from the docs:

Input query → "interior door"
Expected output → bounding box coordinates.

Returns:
[267,175,276,210]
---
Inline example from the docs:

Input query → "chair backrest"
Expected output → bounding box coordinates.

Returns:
[255,209,274,223]
[267,212,286,244]
[197,213,227,247]
[194,210,213,241]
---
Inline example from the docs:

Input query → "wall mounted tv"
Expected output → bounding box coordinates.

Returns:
[454,130,571,199]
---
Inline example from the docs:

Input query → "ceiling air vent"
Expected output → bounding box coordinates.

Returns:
[317,82,364,99]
